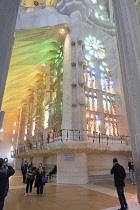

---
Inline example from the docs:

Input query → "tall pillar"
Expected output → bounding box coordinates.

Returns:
[112,0,140,202]
[63,12,86,141]
[0,0,20,109]
[57,153,88,184]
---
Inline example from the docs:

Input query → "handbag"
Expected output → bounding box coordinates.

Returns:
[42,176,48,184]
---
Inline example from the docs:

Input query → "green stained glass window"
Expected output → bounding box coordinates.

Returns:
[55,43,64,67]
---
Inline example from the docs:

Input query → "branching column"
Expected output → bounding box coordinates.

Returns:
[69,12,86,141]
[112,0,140,202]
[0,0,20,109]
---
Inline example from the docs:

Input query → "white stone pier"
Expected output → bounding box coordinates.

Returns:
[0,0,20,109]
[112,0,140,202]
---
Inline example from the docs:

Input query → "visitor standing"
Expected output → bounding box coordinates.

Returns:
[110,158,128,210]
[21,159,28,183]
[24,163,36,196]
[34,163,45,195]
[128,157,136,185]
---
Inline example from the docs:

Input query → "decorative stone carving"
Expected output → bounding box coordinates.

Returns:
[71,38,76,45]
[71,62,76,66]
[72,87,77,106]
[77,31,83,44]
[78,49,84,65]
[78,39,83,45]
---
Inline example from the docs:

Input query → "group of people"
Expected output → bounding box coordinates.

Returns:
[21,160,46,196]
[0,156,136,210]
[21,159,57,196]
[110,157,136,210]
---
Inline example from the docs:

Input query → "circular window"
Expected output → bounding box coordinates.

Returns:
[84,36,106,59]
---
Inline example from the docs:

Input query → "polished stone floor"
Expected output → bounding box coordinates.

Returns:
[3,171,140,210]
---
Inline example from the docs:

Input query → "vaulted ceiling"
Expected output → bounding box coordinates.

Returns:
[1,25,67,139]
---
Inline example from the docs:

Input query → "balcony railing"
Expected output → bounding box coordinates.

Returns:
[20,5,55,12]
[11,129,130,156]
[20,0,60,12]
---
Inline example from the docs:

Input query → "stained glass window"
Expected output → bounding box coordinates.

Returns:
[85,96,88,104]
[95,115,98,119]
[105,122,109,135]
[110,123,113,135]
[106,79,110,92]
[110,81,113,93]
[87,73,92,87]
[87,120,89,131]
[84,36,106,59]
[105,117,119,135]
[84,72,96,89]
[101,76,106,91]
[112,101,116,114]
[107,101,111,114]
[99,61,111,73]
[91,113,94,119]
[44,108,49,129]
[105,116,108,121]
[84,34,119,136]
[86,111,90,118]
[90,120,94,132]
[103,100,107,112]
[89,97,93,110]
[89,62,94,68]
[101,74,113,93]
[91,75,95,88]
[114,124,118,135]
[96,120,100,133]
[55,43,64,67]
[94,98,98,111]
[60,102,62,112]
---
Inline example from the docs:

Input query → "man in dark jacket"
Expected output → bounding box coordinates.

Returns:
[0,158,15,210]
[21,159,28,183]
[110,158,128,210]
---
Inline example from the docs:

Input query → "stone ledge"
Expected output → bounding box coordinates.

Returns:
[12,142,131,158]
[47,141,131,154]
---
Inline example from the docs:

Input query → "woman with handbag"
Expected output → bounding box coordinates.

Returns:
[34,163,45,195]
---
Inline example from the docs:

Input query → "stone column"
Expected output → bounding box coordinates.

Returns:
[109,0,114,23]
[112,0,140,202]
[57,153,88,184]
[13,157,22,170]
[0,0,20,109]
[63,12,87,141]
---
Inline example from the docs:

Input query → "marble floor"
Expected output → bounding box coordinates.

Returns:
[3,171,140,210]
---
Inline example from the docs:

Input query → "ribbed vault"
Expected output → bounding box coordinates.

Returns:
[1,25,67,139]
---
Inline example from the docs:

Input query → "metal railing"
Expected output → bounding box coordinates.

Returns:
[19,0,60,12]
[11,129,130,156]
[20,5,55,12]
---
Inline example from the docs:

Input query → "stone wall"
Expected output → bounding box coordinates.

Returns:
[87,153,131,175]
